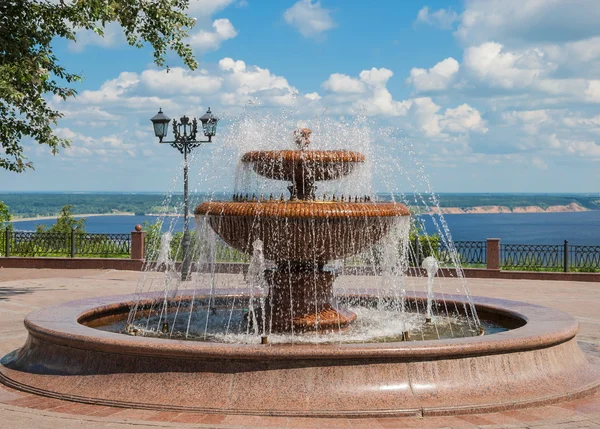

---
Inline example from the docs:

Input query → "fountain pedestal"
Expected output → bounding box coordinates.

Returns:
[265,262,356,332]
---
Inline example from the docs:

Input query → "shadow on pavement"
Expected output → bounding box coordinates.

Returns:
[0,286,38,301]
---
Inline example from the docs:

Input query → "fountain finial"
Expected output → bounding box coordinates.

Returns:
[294,127,312,150]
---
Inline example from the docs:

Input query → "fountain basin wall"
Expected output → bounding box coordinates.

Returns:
[1,293,599,417]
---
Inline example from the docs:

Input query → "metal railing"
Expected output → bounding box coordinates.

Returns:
[2,228,600,272]
[570,245,600,271]
[501,243,563,270]
[445,241,487,265]
[1,229,130,258]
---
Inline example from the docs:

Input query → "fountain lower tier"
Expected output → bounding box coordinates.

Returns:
[194,201,410,261]
[2,293,599,417]
[195,201,409,332]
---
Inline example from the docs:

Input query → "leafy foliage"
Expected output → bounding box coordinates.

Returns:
[36,205,86,233]
[0,201,11,229]
[0,0,196,172]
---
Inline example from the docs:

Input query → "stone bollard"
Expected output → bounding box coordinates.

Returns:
[131,224,145,260]
[486,238,501,270]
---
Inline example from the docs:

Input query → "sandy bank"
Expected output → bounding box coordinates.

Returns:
[429,202,589,215]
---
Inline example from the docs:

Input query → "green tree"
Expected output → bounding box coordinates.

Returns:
[0,0,197,172]
[0,201,11,230]
[37,205,86,233]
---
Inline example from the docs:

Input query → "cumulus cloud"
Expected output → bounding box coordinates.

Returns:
[407,57,460,92]
[187,0,236,17]
[440,104,488,134]
[218,58,299,106]
[319,67,487,139]
[188,18,238,52]
[322,74,366,93]
[407,98,487,138]
[463,42,551,89]
[283,0,336,39]
[456,0,600,46]
[415,6,459,30]
[502,110,550,134]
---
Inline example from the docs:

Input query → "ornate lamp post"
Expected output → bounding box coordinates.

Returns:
[150,108,219,281]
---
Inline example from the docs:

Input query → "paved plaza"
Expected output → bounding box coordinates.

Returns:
[0,268,599,428]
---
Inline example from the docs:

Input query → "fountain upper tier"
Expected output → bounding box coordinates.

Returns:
[242,150,365,197]
[241,128,367,200]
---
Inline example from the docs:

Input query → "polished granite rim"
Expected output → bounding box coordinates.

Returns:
[1,291,599,417]
[4,292,580,360]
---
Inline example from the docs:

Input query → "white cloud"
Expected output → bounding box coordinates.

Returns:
[415,6,459,30]
[322,74,366,93]
[409,97,443,137]
[359,68,394,87]
[283,0,336,39]
[545,37,600,65]
[456,0,600,46]
[463,42,552,89]
[440,104,488,134]
[187,0,236,17]
[407,57,460,92]
[218,58,298,106]
[304,92,321,100]
[406,98,486,138]
[188,18,238,52]
[557,138,600,157]
[502,109,550,134]
[78,72,140,104]
[323,68,411,117]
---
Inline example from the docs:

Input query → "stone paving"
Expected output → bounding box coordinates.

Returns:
[0,268,599,428]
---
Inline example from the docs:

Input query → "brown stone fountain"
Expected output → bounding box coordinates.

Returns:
[194,128,410,332]
[2,126,600,417]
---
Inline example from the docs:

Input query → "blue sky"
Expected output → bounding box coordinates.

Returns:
[3,0,600,193]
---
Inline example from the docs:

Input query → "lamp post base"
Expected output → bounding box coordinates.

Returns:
[181,229,192,281]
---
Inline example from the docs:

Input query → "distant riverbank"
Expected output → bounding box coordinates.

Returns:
[427,202,589,215]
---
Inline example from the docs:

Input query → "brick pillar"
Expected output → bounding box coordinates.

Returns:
[486,238,501,270]
[131,225,145,260]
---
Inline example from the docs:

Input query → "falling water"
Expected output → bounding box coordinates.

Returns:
[421,256,439,321]
[121,111,487,344]
[246,239,267,336]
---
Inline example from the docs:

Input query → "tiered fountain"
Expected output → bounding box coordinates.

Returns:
[195,128,409,333]
[1,126,599,417]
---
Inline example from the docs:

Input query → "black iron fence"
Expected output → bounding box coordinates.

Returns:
[410,239,599,272]
[1,229,130,258]
[444,241,487,265]
[501,243,564,270]
[2,228,600,272]
[496,241,598,272]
